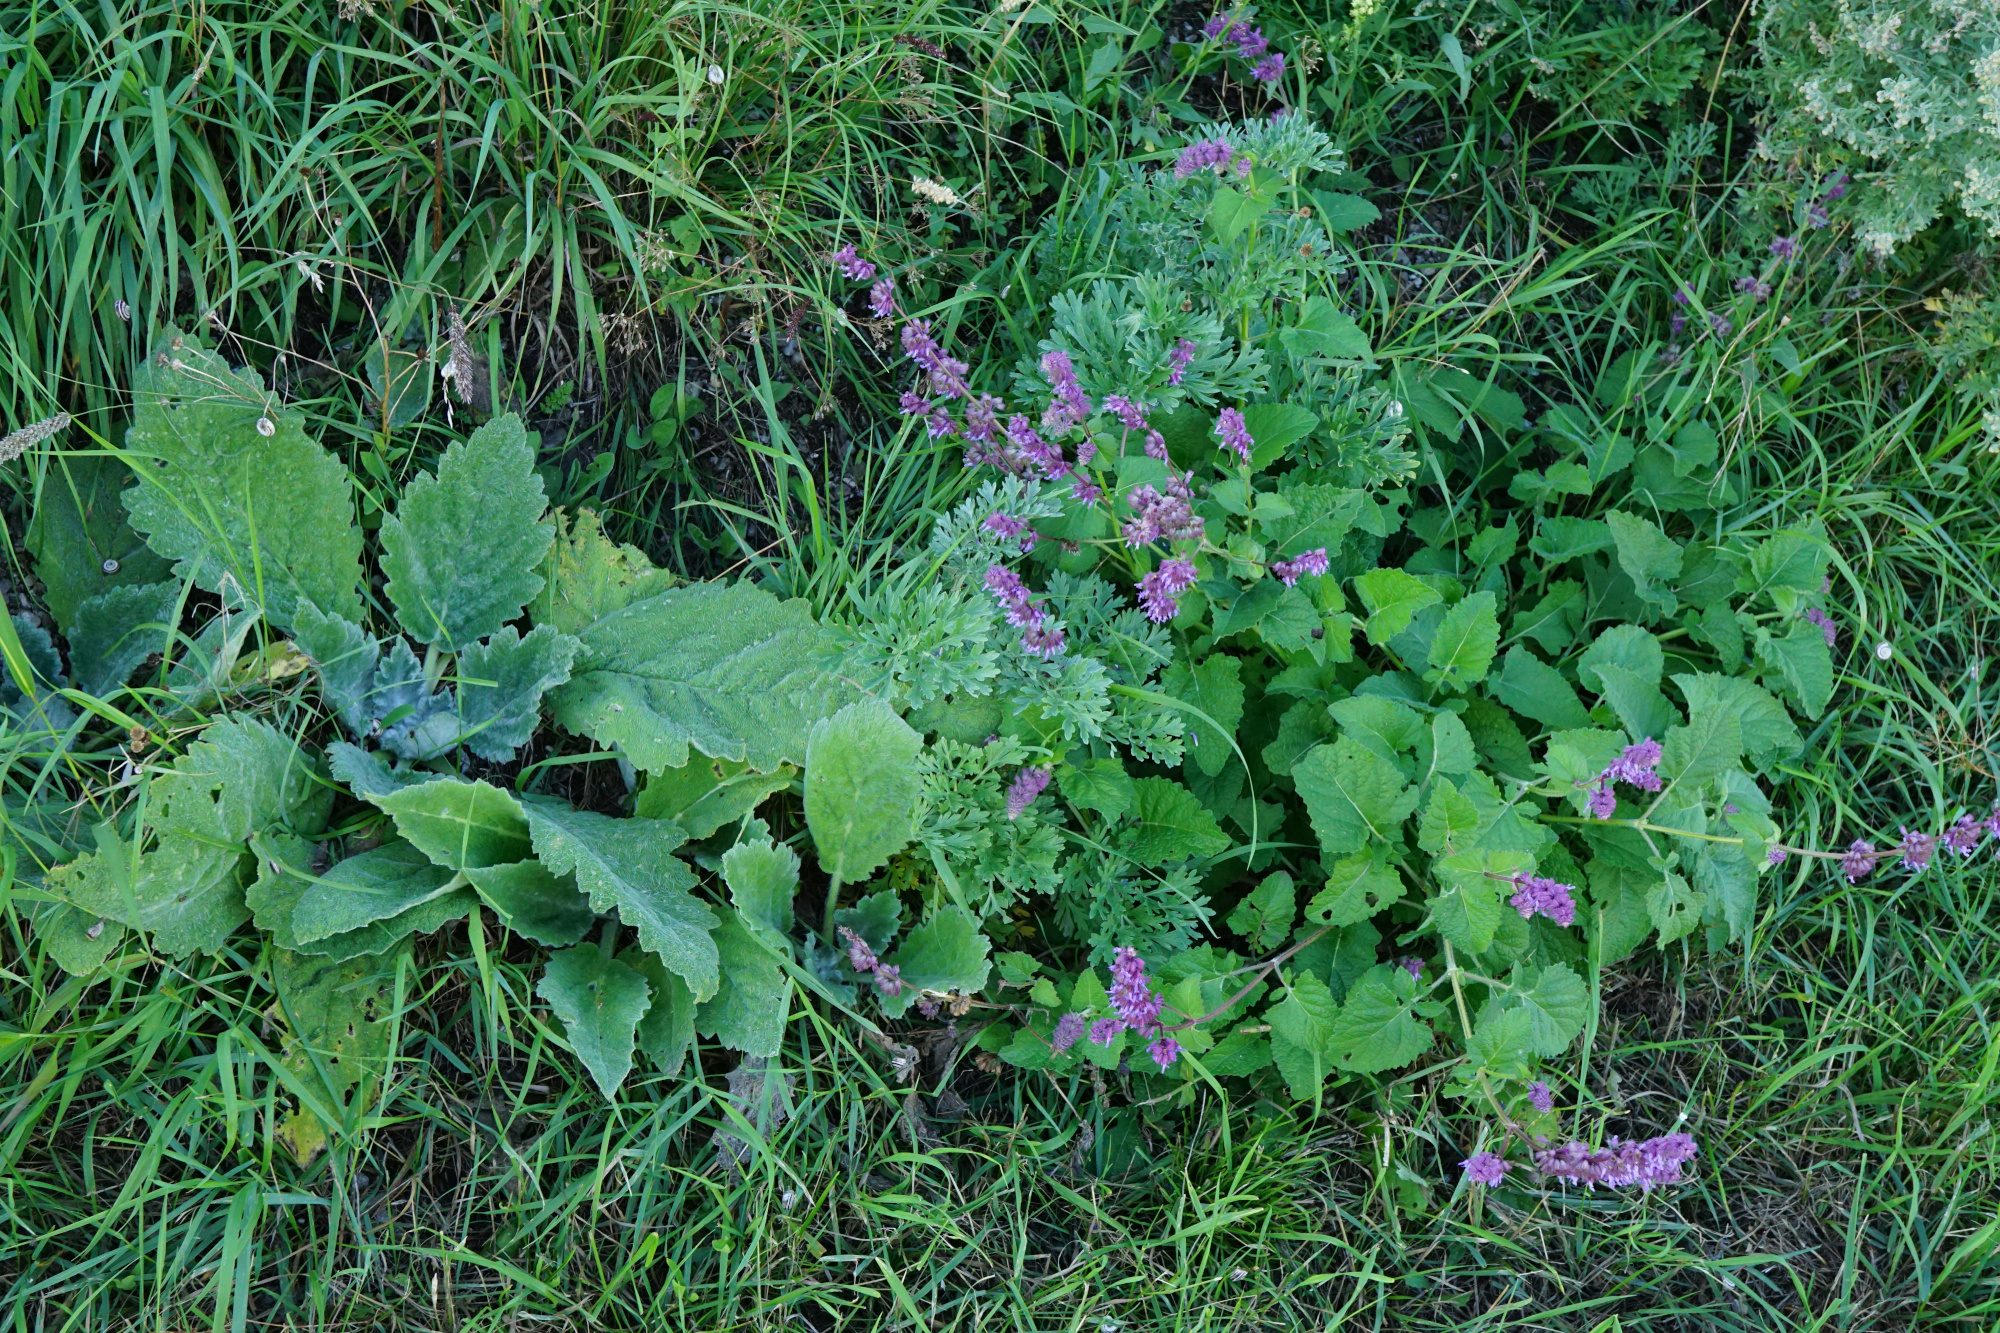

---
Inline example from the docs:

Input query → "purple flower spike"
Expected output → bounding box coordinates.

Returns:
[1824,172,1849,201]
[1600,738,1664,794]
[1587,783,1619,820]
[1399,956,1424,979]
[1767,846,1788,866]
[1138,557,1198,623]
[1898,827,1937,872]
[1019,620,1066,659]
[1986,804,2000,843]
[1051,1011,1088,1054]
[1508,873,1579,928]
[839,926,878,974]
[1167,338,1197,385]
[1174,138,1237,179]
[1109,947,1167,1034]
[831,243,876,281]
[1535,1133,1696,1191]
[1841,839,1877,883]
[1770,236,1798,259]
[1271,548,1329,586]
[1006,766,1052,820]
[1672,287,1691,306]
[1709,313,1733,337]
[1234,25,1268,57]
[1670,312,1687,336]
[1089,1017,1124,1045]
[1144,429,1169,460]
[873,964,903,997]
[868,278,896,318]
[1148,1035,1183,1069]
[1943,815,1984,858]
[1807,202,1831,230]
[1461,1152,1509,1187]
[1527,1081,1555,1114]
[1215,407,1254,460]
[1250,51,1285,84]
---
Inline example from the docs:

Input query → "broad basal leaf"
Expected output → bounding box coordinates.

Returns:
[379,413,553,648]
[1057,756,1135,821]
[293,838,463,943]
[1226,871,1296,951]
[530,507,679,636]
[248,833,473,960]
[1424,592,1499,692]
[538,946,652,1098]
[376,778,533,870]
[290,602,378,737]
[122,334,363,629]
[271,942,402,1163]
[626,946,698,1076]
[721,838,799,951]
[1326,964,1434,1074]
[1417,779,1481,854]
[1269,971,1342,1101]
[696,911,791,1055]
[1605,511,1683,615]
[69,581,178,697]
[1491,646,1590,731]
[1672,673,1800,773]
[549,580,857,774]
[1162,653,1246,778]
[1577,624,1663,691]
[1293,736,1417,859]
[524,799,719,1000]
[1305,849,1405,926]
[464,859,595,946]
[804,698,922,888]
[1513,962,1588,1056]
[1124,777,1231,866]
[1757,626,1834,719]
[26,452,174,632]
[879,904,992,1019]
[455,624,581,761]
[635,755,796,840]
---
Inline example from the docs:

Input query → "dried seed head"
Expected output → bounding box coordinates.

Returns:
[445,308,474,405]
[0,412,72,463]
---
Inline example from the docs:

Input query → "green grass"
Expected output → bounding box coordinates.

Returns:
[5,0,2000,1326]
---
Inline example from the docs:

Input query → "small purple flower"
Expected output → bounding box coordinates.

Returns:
[962,393,1003,445]
[1089,1017,1124,1045]
[1709,313,1734,337]
[868,278,896,318]
[872,964,903,997]
[1601,738,1664,794]
[1143,429,1168,460]
[924,403,956,438]
[1535,1133,1696,1191]
[1770,236,1798,260]
[1250,51,1284,85]
[1071,479,1103,505]
[1214,407,1254,460]
[1806,202,1831,230]
[1167,338,1197,385]
[899,391,930,418]
[1587,783,1619,820]
[839,926,878,974]
[1399,956,1424,979]
[1019,620,1066,658]
[1767,846,1788,866]
[984,512,1030,543]
[1174,138,1237,179]
[1802,607,1838,647]
[1841,839,1877,883]
[1109,947,1167,1035]
[1670,312,1687,336]
[1148,1035,1183,1069]
[1943,815,1984,857]
[1528,1081,1555,1114]
[1987,804,2000,842]
[1006,766,1052,820]
[1271,548,1329,586]
[1461,1152,1509,1187]
[1138,557,1198,623]
[1051,1011,1089,1054]
[1672,287,1691,306]
[1824,172,1848,201]
[1234,25,1268,57]
[1104,394,1150,432]
[1898,827,1937,872]
[984,564,1042,628]
[831,243,875,281]
[1508,873,1579,928]
[1201,10,1235,40]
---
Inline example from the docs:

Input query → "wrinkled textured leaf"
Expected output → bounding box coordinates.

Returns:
[68,581,178,697]
[1163,653,1246,778]
[1514,962,1588,1056]
[1660,706,1743,787]
[696,911,791,1055]
[805,698,922,887]
[465,859,595,946]
[1226,871,1296,951]
[1424,592,1499,691]
[1269,971,1342,1101]
[294,839,462,943]
[1605,511,1683,614]
[625,947,698,1076]
[1529,516,1613,563]
[524,800,718,1000]
[1327,965,1435,1073]
[1757,627,1834,719]
[122,335,363,629]
[1492,646,1591,731]
[1673,673,1800,773]
[1577,624,1664,691]
[291,603,378,737]
[377,779,532,871]
[880,904,993,1019]
[1124,777,1231,866]
[27,452,174,632]
[1058,756,1135,820]
[249,833,473,959]
[456,624,581,761]
[550,580,857,774]
[1648,870,1702,945]
[271,943,401,1163]
[1593,662,1679,744]
[721,838,799,950]
[1294,736,1417,858]
[1417,779,1481,854]
[530,507,680,636]
[1352,568,1441,645]
[538,946,652,1098]
[1304,849,1405,926]
[380,413,554,648]
[31,899,126,975]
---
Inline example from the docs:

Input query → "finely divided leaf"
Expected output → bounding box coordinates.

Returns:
[379,413,554,648]
[804,698,923,888]
[550,580,857,774]
[122,335,363,629]
[538,946,652,1098]
[524,799,719,1000]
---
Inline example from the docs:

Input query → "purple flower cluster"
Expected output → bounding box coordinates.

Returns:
[1214,407,1254,460]
[1050,1010,1089,1053]
[1197,10,1287,88]
[1138,557,1199,623]
[1174,138,1246,180]
[1528,1081,1555,1114]
[1271,547,1328,586]
[1836,805,2000,882]
[985,564,1066,659]
[1075,947,1179,1069]
[838,926,904,996]
[1898,827,1937,871]
[983,512,1037,553]
[1122,479,1204,549]
[1734,275,1772,302]
[1585,738,1663,819]
[904,319,971,400]
[1168,338,1197,385]
[1006,766,1051,820]
[1802,606,1838,647]
[1770,235,1798,260]
[1534,1132,1698,1191]
[1461,1152,1508,1186]
[831,242,876,282]
[1039,350,1094,434]
[1103,394,1150,432]
[1508,872,1579,928]
[1251,52,1285,85]
[869,278,896,318]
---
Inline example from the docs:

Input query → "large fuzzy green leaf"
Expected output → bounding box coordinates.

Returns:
[379,413,553,648]
[530,507,678,636]
[1123,777,1231,866]
[53,717,328,954]
[1268,970,1342,1101]
[293,840,463,944]
[523,800,719,1000]
[1326,964,1435,1073]
[804,698,922,889]
[721,838,799,951]
[26,451,175,632]
[271,942,403,1163]
[68,581,179,697]
[455,624,581,761]
[695,911,791,1055]
[248,833,473,959]
[878,904,992,1019]
[122,335,363,629]
[1293,735,1418,859]
[375,779,533,870]
[291,602,378,737]
[626,947,698,1076]
[464,859,594,947]
[538,946,652,1098]
[634,756,796,839]
[548,580,857,774]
